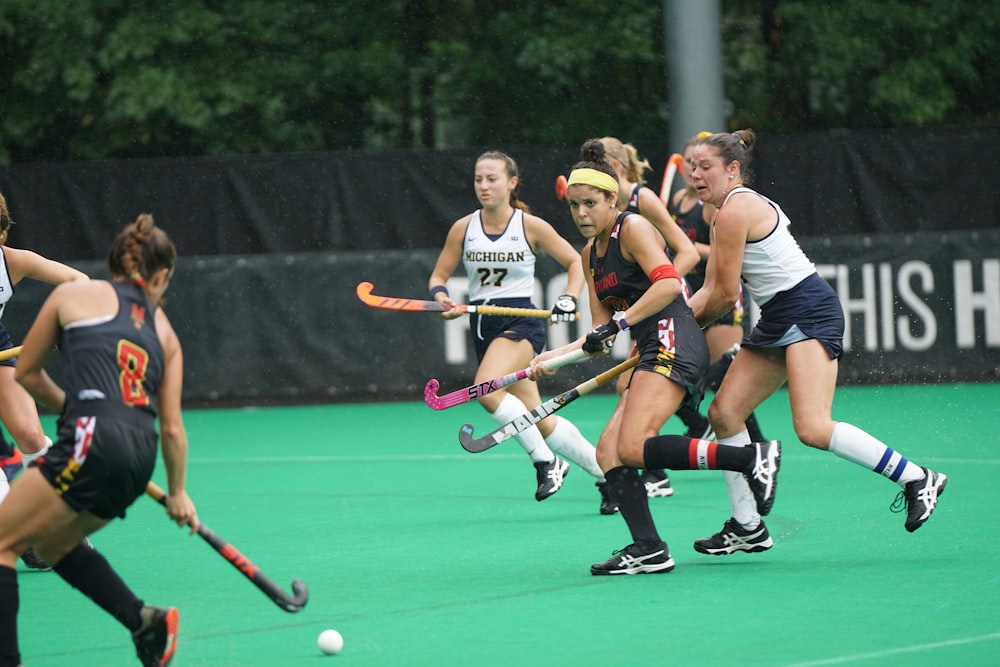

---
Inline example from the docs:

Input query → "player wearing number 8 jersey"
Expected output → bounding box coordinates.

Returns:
[430,150,606,507]
[0,213,199,667]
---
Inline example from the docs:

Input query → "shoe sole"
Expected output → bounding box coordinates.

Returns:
[693,539,773,556]
[646,485,674,498]
[590,559,676,575]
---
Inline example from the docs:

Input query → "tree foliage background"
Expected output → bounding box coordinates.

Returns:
[1,0,997,163]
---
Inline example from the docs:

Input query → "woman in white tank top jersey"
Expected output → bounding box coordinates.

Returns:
[684,130,946,551]
[428,151,607,509]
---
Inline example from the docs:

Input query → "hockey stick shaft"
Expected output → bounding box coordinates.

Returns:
[424,348,589,410]
[0,346,22,362]
[458,355,639,453]
[659,153,683,205]
[356,282,570,319]
[145,481,308,613]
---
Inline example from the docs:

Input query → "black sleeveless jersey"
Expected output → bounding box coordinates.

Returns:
[625,184,675,263]
[59,281,164,422]
[589,213,692,345]
[668,196,709,291]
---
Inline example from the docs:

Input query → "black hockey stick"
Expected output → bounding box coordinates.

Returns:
[458,355,639,453]
[145,482,308,613]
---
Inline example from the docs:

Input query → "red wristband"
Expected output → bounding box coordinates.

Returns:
[649,264,680,283]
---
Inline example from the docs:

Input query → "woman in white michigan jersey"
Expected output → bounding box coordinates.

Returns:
[429,150,606,507]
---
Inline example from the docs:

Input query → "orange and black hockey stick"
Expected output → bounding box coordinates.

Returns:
[145,482,308,613]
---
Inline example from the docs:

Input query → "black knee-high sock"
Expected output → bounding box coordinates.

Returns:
[643,434,754,472]
[53,542,143,633]
[604,466,662,548]
[0,565,20,667]
[745,412,765,443]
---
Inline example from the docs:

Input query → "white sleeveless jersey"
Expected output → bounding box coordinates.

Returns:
[718,187,815,306]
[463,209,536,302]
[0,248,14,320]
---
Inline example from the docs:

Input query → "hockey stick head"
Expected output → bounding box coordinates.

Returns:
[459,423,492,453]
[424,378,445,410]
[555,175,568,201]
[281,579,309,613]
[356,281,375,300]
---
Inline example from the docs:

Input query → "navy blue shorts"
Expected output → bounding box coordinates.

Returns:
[469,297,546,363]
[744,273,845,360]
[0,324,16,368]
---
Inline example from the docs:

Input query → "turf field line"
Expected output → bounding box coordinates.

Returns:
[187,454,525,464]
[781,631,1000,666]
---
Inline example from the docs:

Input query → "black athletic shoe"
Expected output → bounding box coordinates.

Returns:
[693,518,773,555]
[744,440,781,516]
[590,542,675,575]
[640,468,674,498]
[133,605,179,667]
[20,548,52,572]
[892,466,947,532]
[534,457,569,501]
[595,480,619,515]
[21,537,94,572]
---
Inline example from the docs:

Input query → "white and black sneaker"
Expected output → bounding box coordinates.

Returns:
[744,440,781,516]
[693,518,773,555]
[534,457,569,501]
[641,469,674,498]
[892,466,947,532]
[590,542,675,575]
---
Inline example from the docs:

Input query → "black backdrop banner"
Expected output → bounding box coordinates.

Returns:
[3,229,996,406]
[1,126,997,263]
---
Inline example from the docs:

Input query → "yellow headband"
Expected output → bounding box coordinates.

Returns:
[567,168,618,194]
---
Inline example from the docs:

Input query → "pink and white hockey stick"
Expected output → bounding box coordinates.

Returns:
[424,348,589,410]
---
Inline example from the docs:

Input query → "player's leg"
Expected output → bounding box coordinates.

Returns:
[0,367,49,463]
[785,341,946,532]
[591,371,679,575]
[477,338,566,500]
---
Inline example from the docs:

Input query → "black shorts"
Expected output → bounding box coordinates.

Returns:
[38,413,158,520]
[469,297,546,363]
[630,313,710,411]
[0,324,16,368]
[744,272,845,360]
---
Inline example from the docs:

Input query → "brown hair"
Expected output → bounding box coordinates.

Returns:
[0,192,14,245]
[572,139,620,196]
[108,214,176,288]
[476,150,531,213]
[599,137,652,185]
[698,129,757,184]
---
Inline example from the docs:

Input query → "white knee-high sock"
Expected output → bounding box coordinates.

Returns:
[829,422,923,485]
[545,416,601,477]
[719,429,760,528]
[490,394,554,463]
[0,474,8,504]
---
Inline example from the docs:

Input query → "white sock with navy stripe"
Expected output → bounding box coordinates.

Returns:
[490,394,554,464]
[828,422,923,485]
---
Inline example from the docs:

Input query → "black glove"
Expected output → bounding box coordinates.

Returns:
[550,294,578,323]
[582,320,621,354]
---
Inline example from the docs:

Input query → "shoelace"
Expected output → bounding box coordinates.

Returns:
[889,489,907,514]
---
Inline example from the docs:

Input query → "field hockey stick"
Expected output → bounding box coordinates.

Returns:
[145,482,308,613]
[425,348,590,411]
[458,354,639,453]
[659,153,683,205]
[357,282,572,320]
[555,174,568,201]
[0,346,23,362]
